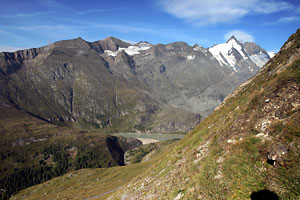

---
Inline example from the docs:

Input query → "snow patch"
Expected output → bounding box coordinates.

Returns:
[187,55,195,60]
[105,42,152,57]
[194,45,209,56]
[193,45,202,51]
[268,51,276,58]
[248,66,254,72]
[249,51,269,68]
[104,50,118,56]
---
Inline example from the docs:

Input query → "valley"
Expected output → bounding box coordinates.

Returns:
[0,34,272,199]
[1,0,299,199]
[9,28,300,200]
[1,19,299,200]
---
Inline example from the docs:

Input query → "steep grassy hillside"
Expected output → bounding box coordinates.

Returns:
[12,29,300,200]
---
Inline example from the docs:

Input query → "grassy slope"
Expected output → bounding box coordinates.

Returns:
[12,29,300,200]
[125,139,178,164]
[11,163,151,200]
[11,139,177,200]
[0,99,135,199]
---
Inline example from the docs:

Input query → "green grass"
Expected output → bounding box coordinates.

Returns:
[11,162,152,200]
[125,140,178,164]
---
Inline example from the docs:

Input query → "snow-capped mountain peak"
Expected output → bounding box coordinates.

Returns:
[208,36,248,71]
[226,35,240,43]
[209,38,270,71]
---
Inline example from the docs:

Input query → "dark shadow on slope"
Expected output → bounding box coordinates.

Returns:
[251,189,279,200]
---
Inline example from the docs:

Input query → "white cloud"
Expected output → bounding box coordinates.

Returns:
[253,1,292,14]
[0,46,24,52]
[277,16,300,23]
[225,30,254,42]
[262,14,300,25]
[158,0,293,26]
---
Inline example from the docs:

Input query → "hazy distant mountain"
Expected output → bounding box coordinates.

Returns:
[0,36,270,133]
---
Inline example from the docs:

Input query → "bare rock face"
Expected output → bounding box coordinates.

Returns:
[0,36,270,133]
[243,42,269,55]
[88,36,131,53]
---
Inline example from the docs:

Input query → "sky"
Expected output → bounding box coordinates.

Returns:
[0,0,299,53]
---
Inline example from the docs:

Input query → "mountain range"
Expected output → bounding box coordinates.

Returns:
[0,35,270,133]
[11,28,300,200]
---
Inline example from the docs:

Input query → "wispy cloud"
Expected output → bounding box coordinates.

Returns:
[120,39,137,44]
[277,16,300,23]
[252,1,292,14]
[3,24,86,42]
[0,11,54,18]
[74,8,125,16]
[74,9,105,16]
[224,30,254,42]
[2,20,211,47]
[262,8,300,26]
[0,29,33,45]
[158,0,294,26]
[0,46,24,52]
[260,4,300,26]
[34,0,71,11]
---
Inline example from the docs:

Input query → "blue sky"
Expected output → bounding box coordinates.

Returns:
[0,0,299,52]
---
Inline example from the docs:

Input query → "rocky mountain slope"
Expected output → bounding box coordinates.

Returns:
[13,29,300,200]
[0,36,270,133]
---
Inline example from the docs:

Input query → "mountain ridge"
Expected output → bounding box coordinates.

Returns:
[0,35,271,133]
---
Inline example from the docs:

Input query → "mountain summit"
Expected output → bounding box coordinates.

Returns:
[209,36,270,71]
[226,35,240,43]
